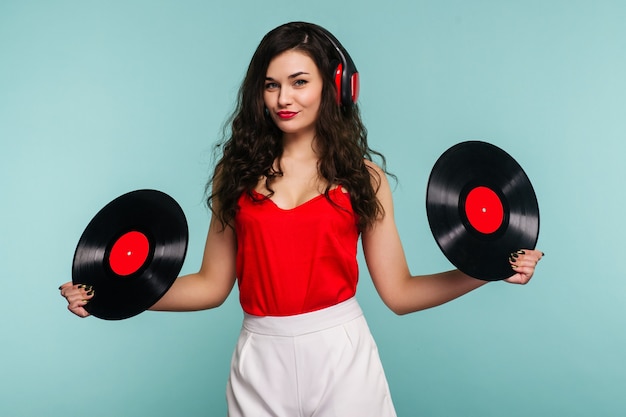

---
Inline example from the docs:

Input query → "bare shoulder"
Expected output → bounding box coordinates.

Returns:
[364,159,383,173]
[363,159,391,192]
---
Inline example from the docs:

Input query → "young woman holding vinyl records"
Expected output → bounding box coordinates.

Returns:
[59,21,543,416]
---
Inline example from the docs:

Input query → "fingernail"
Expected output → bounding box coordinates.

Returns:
[510,252,519,259]
[86,290,94,296]
[516,250,526,255]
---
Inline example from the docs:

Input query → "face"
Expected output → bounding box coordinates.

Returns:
[263,50,323,139]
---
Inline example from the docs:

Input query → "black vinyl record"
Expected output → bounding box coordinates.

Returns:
[426,141,539,281]
[72,189,188,320]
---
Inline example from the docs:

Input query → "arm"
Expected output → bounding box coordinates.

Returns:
[361,162,542,315]
[149,213,237,312]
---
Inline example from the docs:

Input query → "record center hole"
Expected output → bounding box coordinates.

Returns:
[464,186,504,234]
[108,231,150,276]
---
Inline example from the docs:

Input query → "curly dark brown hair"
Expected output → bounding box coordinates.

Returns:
[207,22,392,231]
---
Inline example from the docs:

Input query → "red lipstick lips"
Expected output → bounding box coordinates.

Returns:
[277,111,298,119]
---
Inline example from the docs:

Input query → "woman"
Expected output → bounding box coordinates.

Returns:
[60,22,543,416]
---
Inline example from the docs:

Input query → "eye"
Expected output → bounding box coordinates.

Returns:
[293,79,308,87]
[265,82,279,90]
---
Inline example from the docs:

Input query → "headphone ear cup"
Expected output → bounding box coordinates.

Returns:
[315,24,358,108]
[331,59,343,105]
[349,71,359,104]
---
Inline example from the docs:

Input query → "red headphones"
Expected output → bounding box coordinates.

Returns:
[315,25,360,108]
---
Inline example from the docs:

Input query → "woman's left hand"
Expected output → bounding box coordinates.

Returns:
[505,249,544,285]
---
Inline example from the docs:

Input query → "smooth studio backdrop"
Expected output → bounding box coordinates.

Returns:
[1,1,625,416]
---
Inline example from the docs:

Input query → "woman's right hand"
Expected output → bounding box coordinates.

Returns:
[58,282,94,318]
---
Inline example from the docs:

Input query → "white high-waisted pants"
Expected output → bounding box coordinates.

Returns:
[226,297,397,417]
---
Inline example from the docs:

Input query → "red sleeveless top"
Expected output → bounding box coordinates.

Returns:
[234,186,359,316]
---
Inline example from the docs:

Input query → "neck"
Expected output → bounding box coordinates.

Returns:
[281,132,319,159]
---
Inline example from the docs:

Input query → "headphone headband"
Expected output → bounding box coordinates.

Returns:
[313,24,360,108]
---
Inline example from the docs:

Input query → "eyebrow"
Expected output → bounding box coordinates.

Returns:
[265,71,310,81]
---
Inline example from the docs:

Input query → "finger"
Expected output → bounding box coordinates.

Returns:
[67,286,95,303]
[510,265,533,279]
[506,249,544,285]
[67,302,91,318]
[58,282,73,290]
[59,282,77,296]
[508,260,534,283]
[505,269,531,284]
[509,249,543,267]
[510,260,537,281]
[58,282,76,297]
[510,258,536,269]
[65,291,95,306]
[67,291,94,316]
[520,249,544,261]
[509,258,535,273]
[61,284,95,315]
[59,282,93,318]
[60,283,93,299]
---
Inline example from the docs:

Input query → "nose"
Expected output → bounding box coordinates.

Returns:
[277,86,292,107]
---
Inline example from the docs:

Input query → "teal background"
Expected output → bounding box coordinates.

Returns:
[1,1,625,416]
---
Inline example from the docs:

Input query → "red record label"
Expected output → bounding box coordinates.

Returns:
[464,186,504,234]
[108,231,150,276]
